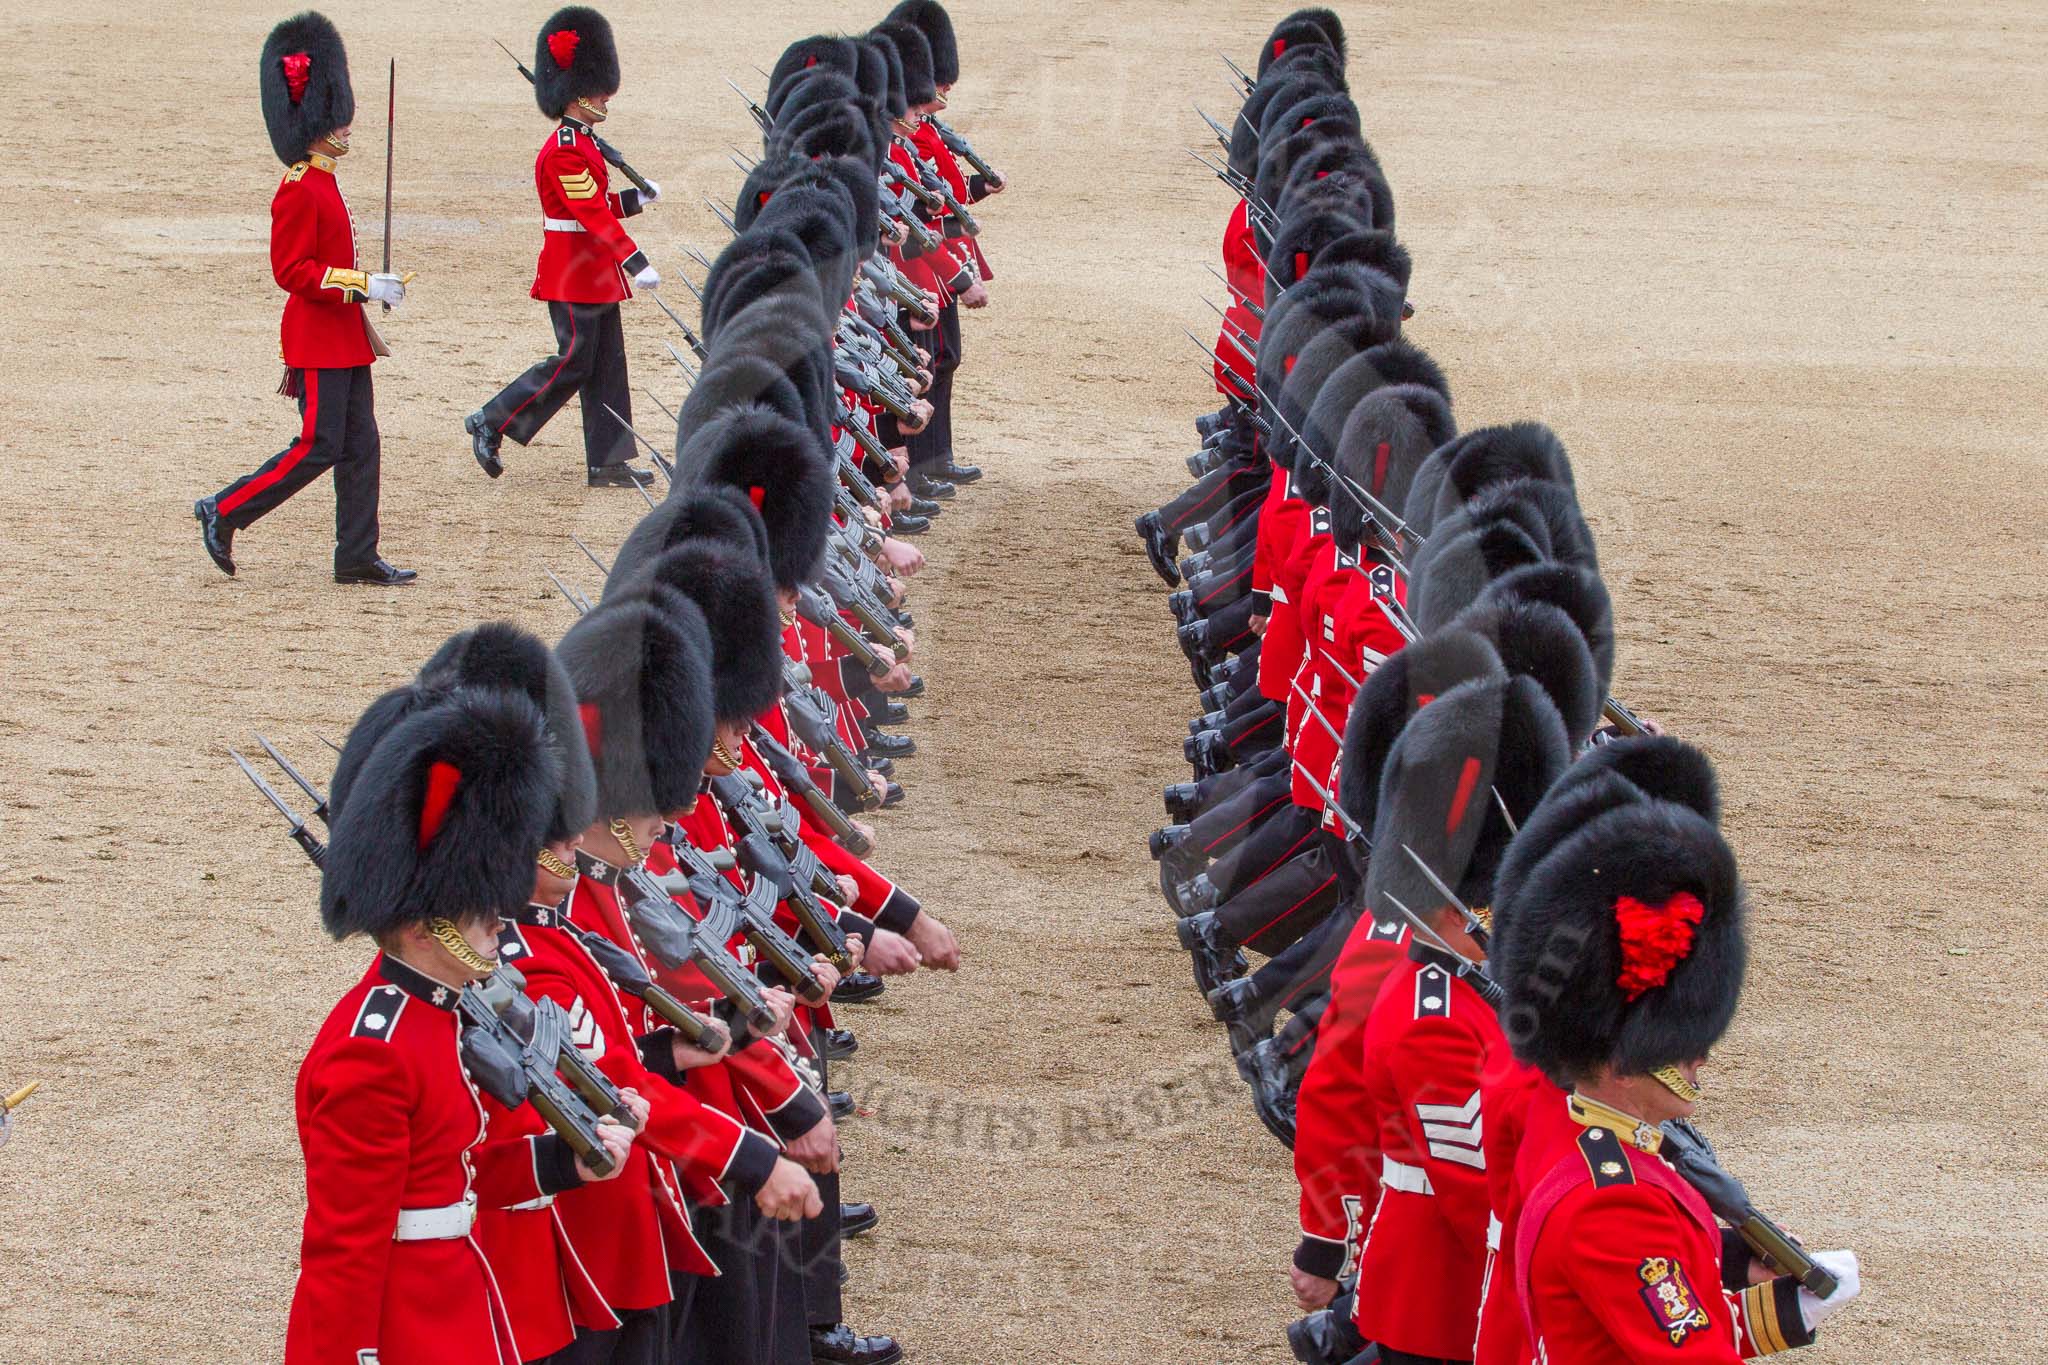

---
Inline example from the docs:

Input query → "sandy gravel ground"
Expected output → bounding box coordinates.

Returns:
[1,2,2043,1361]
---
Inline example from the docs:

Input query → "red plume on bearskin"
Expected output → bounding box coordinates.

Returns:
[320,688,560,939]
[1492,737,1747,1083]
[534,6,620,119]
[260,12,354,165]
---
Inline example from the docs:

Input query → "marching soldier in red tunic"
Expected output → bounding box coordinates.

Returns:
[196,12,414,585]
[467,6,659,489]
[1491,739,1862,1362]
[290,683,638,1364]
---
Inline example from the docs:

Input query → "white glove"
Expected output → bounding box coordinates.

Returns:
[367,273,406,307]
[633,263,661,290]
[641,180,661,203]
[1796,1249,1861,1332]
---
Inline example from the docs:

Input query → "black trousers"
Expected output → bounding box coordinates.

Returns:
[481,300,634,471]
[1209,801,1321,902]
[1192,491,1265,556]
[214,365,380,568]
[679,1196,810,1365]
[1215,833,1343,955]
[1186,771,1293,865]
[1159,451,1268,534]
[907,300,961,471]
[549,1302,672,1365]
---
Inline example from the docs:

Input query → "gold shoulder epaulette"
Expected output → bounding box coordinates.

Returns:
[284,162,310,184]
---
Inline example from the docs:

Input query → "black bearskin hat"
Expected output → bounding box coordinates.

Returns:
[1468,562,1617,700]
[678,402,834,591]
[1277,304,1409,485]
[627,545,784,725]
[770,98,879,168]
[735,153,806,231]
[326,624,593,845]
[556,597,715,819]
[1448,598,1603,748]
[1229,55,1346,179]
[1261,88,1362,150]
[534,7,621,120]
[416,622,595,843]
[768,67,862,134]
[675,351,810,446]
[1404,422,1576,536]
[260,12,354,166]
[872,21,936,106]
[766,35,860,116]
[320,687,560,938]
[1364,670,1572,931]
[1259,8,1347,77]
[1336,629,1504,838]
[1328,384,1456,553]
[607,487,772,598]
[1493,755,1746,1082]
[887,0,959,87]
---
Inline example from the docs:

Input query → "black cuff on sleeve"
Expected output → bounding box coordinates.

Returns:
[534,1133,587,1196]
[763,1085,828,1143]
[1771,1274,1817,1350]
[873,885,921,936]
[1249,590,1273,616]
[723,1129,782,1198]
[622,250,649,276]
[1293,1234,1347,1280]
[839,910,877,942]
[968,174,988,201]
[945,268,974,293]
[637,1028,683,1084]
[620,188,645,217]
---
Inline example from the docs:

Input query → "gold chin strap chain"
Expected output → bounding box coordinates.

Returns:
[608,818,644,867]
[427,917,496,975]
[575,97,608,123]
[710,739,744,772]
[323,129,351,152]
[536,847,577,880]
[1468,904,1495,933]
[1652,1064,1704,1104]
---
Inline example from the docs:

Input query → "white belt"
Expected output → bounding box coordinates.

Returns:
[1486,1212,1504,1251]
[543,216,586,233]
[393,1193,477,1241]
[508,1194,556,1212]
[1382,1155,1436,1197]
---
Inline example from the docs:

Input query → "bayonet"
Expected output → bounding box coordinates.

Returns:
[570,535,611,580]
[1401,843,1491,944]
[1381,892,1504,1006]
[725,76,771,131]
[232,750,326,866]
[255,735,330,824]
[543,567,592,616]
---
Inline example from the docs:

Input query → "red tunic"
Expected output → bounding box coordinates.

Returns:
[1471,1064,1561,1365]
[286,956,530,1365]
[1350,953,1504,1359]
[271,157,377,370]
[1515,1095,1814,1362]
[1291,917,1411,1278]
[1252,469,1313,699]
[472,1095,615,1360]
[530,120,648,304]
[1289,543,1408,809]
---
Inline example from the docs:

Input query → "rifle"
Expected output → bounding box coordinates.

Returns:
[928,116,1003,188]
[546,907,729,1051]
[750,724,875,856]
[650,292,709,362]
[460,963,629,1176]
[820,558,909,659]
[493,40,655,197]
[637,849,825,1003]
[781,661,883,808]
[618,867,781,1036]
[709,773,856,971]
[1658,1119,1841,1297]
[796,583,892,679]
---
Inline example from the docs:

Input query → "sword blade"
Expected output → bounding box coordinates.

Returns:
[381,59,396,310]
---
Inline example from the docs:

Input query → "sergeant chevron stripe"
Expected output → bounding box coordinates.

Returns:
[566,996,605,1060]
[1417,1090,1485,1168]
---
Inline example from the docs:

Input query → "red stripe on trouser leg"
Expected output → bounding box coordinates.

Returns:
[1243,826,1319,893]
[1246,871,1337,942]
[1201,792,1290,854]
[219,371,322,517]
[498,305,579,434]
[1196,562,1253,607]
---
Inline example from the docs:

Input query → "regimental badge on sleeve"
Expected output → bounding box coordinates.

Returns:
[1637,1256,1713,1346]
